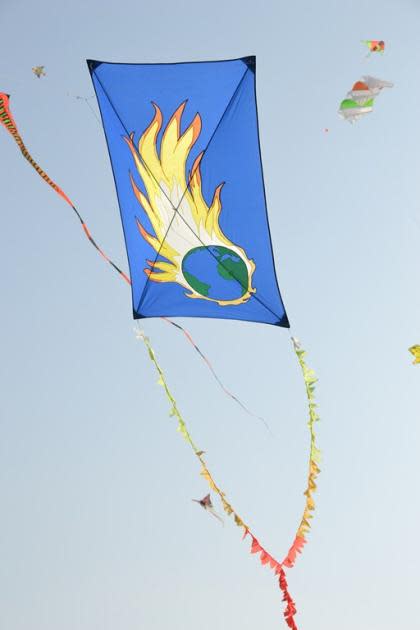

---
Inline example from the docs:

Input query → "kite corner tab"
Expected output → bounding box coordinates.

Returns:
[242,56,256,72]
[87,59,102,73]
[279,313,291,329]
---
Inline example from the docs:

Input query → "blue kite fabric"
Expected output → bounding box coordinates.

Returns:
[89,56,289,327]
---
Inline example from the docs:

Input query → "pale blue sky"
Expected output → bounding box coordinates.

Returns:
[1,1,419,629]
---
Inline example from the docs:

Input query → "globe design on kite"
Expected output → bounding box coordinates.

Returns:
[181,245,249,302]
[125,102,256,306]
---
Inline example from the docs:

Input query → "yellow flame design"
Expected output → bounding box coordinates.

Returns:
[124,102,255,306]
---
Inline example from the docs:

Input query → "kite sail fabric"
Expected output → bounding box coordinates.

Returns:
[89,57,289,327]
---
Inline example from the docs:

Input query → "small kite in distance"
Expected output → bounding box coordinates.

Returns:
[409,345,420,364]
[361,40,385,56]
[193,494,224,525]
[32,66,46,79]
[339,76,393,123]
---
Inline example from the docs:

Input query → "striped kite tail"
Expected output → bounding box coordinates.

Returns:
[0,91,131,287]
[0,92,75,209]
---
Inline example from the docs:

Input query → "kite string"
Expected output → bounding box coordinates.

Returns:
[135,324,299,630]
[75,95,102,125]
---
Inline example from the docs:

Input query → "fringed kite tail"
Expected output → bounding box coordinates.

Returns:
[278,568,299,630]
[135,326,300,629]
[282,337,321,568]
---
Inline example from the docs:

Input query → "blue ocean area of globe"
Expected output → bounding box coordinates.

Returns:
[181,245,248,302]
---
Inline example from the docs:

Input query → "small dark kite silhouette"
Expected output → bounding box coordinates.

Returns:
[193,494,224,525]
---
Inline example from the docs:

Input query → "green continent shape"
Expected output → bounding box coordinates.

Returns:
[217,256,248,296]
[183,270,211,296]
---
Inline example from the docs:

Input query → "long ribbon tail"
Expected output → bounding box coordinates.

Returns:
[0,91,130,287]
[161,317,271,432]
[135,326,299,629]
[281,337,321,568]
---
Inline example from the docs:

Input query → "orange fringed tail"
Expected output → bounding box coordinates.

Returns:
[282,337,321,568]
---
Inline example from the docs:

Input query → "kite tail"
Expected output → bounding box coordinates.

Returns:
[135,327,299,629]
[278,567,299,630]
[0,93,74,208]
[282,337,321,568]
[78,216,131,285]
[161,317,271,431]
[0,91,131,286]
